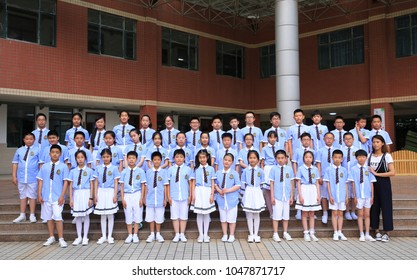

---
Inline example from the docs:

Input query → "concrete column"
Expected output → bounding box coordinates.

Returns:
[275,0,300,129]
[173,114,179,130]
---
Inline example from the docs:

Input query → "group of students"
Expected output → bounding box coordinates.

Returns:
[11,109,395,248]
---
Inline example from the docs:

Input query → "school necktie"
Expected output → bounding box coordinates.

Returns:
[128,168,133,186]
[335,167,339,184]
[315,126,320,140]
[157,146,160,152]
[168,130,171,145]
[225,149,229,156]
[108,146,111,151]
[97,131,101,146]
[233,130,236,145]
[74,127,78,133]
[77,169,82,186]
[327,148,331,163]
[216,131,220,144]
[251,168,255,185]
[134,144,137,152]
[249,127,252,135]
[50,163,55,180]
[122,125,125,138]
[297,125,301,139]
[175,166,180,183]
[153,170,158,188]
[203,166,208,183]
[192,132,196,146]
[38,130,43,144]
[103,166,107,183]
[275,128,279,143]
[280,166,284,182]
[376,131,379,135]
[221,173,226,189]
[272,145,275,155]
[308,167,312,184]
[23,147,30,161]
[360,166,364,184]
[347,147,351,162]
[143,130,146,144]
[339,131,342,145]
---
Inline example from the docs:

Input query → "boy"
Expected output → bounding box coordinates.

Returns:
[215,133,239,172]
[209,115,224,152]
[67,131,94,170]
[323,150,349,241]
[120,151,146,244]
[367,114,393,152]
[186,117,202,153]
[331,116,346,149]
[169,132,194,168]
[261,130,279,218]
[227,115,242,151]
[342,132,359,220]
[12,132,40,223]
[239,111,263,152]
[123,129,147,168]
[349,114,370,151]
[269,150,294,242]
[32,113,50,152]
[37,144,69,248]
[287,109,310,160]
[144,151,169,243]
[315,132,337,224]
[262,112,287,151]
[348,149,377,242]
[39,130,69,167]
[309,110,328,151]
[167,149,193,242]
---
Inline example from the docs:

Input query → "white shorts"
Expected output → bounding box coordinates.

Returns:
[41,201,64,221]
[123,191,143,224]
[320,183,329,199]
[145,207,165,224]
[356,198,372,209]
[18,182,37,199]
[329,201,346,211]
[170,200,189,220]
[272,200,290,221]
[219,206,238,223]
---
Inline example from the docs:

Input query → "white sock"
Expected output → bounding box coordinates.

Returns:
[30,213,35,217]
[76,217,83,238]
[100,215,107,237]
[203,214,210,236]
[107,214,114,238]
[20,213,25,217]
[365,232,370,237]
[196,214,204,236]
[83,215,90,239]
[253,213,260,236]
[246,212,254,236]
[323,211,328,216]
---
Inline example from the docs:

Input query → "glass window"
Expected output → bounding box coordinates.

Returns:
[161,27,198,70]
[0,0,56,46]
[260,44,275,78]
[216,41,245,79]
[49,107,73,144]
[7,104,35,148]
[396,13,417,58]
[318,25,364,69]
[88,9,136,60]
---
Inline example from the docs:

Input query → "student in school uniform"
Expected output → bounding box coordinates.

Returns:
[140,114,156,149]
[262,112,287,151]
[238,133,260,172]
[32,113,50,152]
[196,132,216,166]
[168,132,194,168]
[12,132,40,223]
[227,115,242,151]
[96,131,124,173]
[67,131,94,170]
[113,111,135,153]
[349,114,370,151]
[145,132,170,170]
[342,132,359,221]
[37,144,69,248]
[331,116,347,150]
[367,114,393,153]
[309,110,328,151]
[215,133,239,172]
[239,111,263,151]
[287,109,310,160]
[39,130,69,167]
[123,129,147,169]
[261,130,279,218]
[89,116,106,168]
[160,115,180,154]
[186,116,202,154]
[209,115,225,153]
[65,112,90,150]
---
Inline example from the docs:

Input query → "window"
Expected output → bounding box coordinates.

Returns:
[7,104,35,148]
[0,0,56,46]
[162,27,198,70]
[216,41,244,78]
[318,26,364,69]
[260,44,276,78]
[396,13,417,57]
[49,107,73,144]
[88,9,136,60]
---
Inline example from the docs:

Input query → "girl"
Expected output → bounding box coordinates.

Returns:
[160,115,180,153]
[146,132,169,169]
[215,153,241,243]
[140,114,156,148]
[368,135,395,242]
[191,149,216,243]
[238,133,259,170]
[89,116,106,168]
[169,132,194,168]
[96,131,123,173]
[68,150,94,246]
[113,111,135,153]
[65,112,90,150]
[241,150,265,243]
[197,132,216,166]
[295,151,321,242]
[93,148,120,245]
[261,130,279,218]
[123,129,147,168]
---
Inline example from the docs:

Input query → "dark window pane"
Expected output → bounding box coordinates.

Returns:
[162,39,169,65]
[353,38,364,64]
[8,0,39,10]
[162,27,170,40]
[7,7,37,43]
[1,2,5,38]
[88,24,99,54]
[330,28,350,42]
[101,12,123,29]
[353,26,363,38]
[7,104,35,148]
[101,27,123,57]
[413,27,417,55]
[41,0,55,13]
[318,45,330,69]
[319,34,329,44]
[397,16,410,29]
[40,14,54,46]
[222,53,237,76]
[125,19,135,31]
[412,14,417,26]
[331,41,352,67]
[396,28,411,57]
[190,47,197,70]
[125,32,135,59]
[269,53,276,76]
[88,9,99,24]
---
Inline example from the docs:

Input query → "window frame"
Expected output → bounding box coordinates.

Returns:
[395,13,417,58]
[260,44,276,78]
[216,41,245,79]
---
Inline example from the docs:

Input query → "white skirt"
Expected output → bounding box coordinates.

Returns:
[72,189,94,217]
[241,186,265,213]
[191,186,216,214]
[295,184,322,211]
[94,188,119,215]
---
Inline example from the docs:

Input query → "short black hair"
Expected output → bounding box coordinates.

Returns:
[127,151,138,158]
[222,132,232,140]
[269,112,281,120]
[229,115,239,122]
[311,110,322,117]
[334,115,344,122]
[343,132,354,139]
[189,116,200,123]
[371,114,382,121]
[332,149,343,157]
[173,148,185,158]
[50,144,62,153]
[211,114,223,123]
[35,113,47,120]
[293,109,304,115]
[47,130,59,137]
[355,114,367,122]
[300,132,311,139]
[267,130,278,138]
[151,151,162,160]
[74,131,85,139]
[355,149,368,157]
[275,149,287,158]
[72,112,82,120]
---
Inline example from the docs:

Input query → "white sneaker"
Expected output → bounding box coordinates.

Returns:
[59,238,68,248]
[132,234,139,243]
[339,232,347,241]
[247,235,254,243]
[345,212,352,220]
[13,215,26,223]
[254,235,261,243]
[314,215,317,219]
[82,237,89,246]
[146,234,155,243]
[321,214,328,224]
[333,233,339,241]
[304,233,311,242]
[179,233,187,242]
[197,235,204,243]
[295,213,302,220]
[381,233,390,242]
[359,235,366,242]
[156,233,164,243]
[310,233,319,242]
[125,235,133,244]
[273,233,281,242]
[350,212,358,220]
[107,237,115,244]
[72,237,82,246]
[42,219,47,224]
[203,235,210,243]
[97,236,107,245]
[71,217,76,224]
[221,235,228,242]
[43,236,56,246]
[227,235,235,243]
[375,232,382,241]
[365,235,376,242]
[283,232,292,241]
[29,215,37,223]
[172,234,180,243]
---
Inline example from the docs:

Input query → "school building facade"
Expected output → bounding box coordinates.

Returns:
[1,0,417,174]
